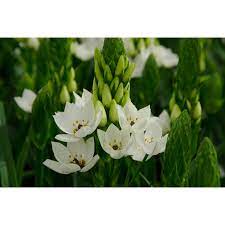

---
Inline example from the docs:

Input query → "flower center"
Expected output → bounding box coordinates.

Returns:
[73,120,89,134]
[127,116,138,126]
[110,139,122,151]
[69,154,86,168]
[144,136,154,144]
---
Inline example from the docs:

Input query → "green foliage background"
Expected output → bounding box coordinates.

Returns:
[0,38,224,187]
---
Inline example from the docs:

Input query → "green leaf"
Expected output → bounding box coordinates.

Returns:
[0,101,18,186]
[176,39,200,99]
[163,110,192,186]
[189,137,220,187]
[30,81,55,150]
[102,38,126,74]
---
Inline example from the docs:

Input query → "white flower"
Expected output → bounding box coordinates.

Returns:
[54,90,102,142]
[126,40,178,78]
[27,38,40,50]
[151,110,171,135]
[132,47,153,78]
[73,89,92,107]
[71,38,104,61]
[97,124,131,159]
[151,45,178,68]
[130,118,168,161]
[117,100,151,133]
[43,137,99,174]
[14,89,37,113]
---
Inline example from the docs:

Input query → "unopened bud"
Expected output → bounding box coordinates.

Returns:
[92,78,98,104]
[102,84,112,108]
[109,99,118,123]
[98,79,104,97]
[114,83,124,103]
[110,77,120,94]
[67,80,77,92]
[69,67,75,80]
[121,90,130,106]
[123,62,135,83]
[171,104,181,122]
[94,48,102,64]
[95,100,107,127]
[192,101,202,120]
[94,60,104,83]
[115,55,125,76]
[169,94,176,112]
[60,85,70,104]
[137,39,145,51]
[186,100,192,112]
[104,65,113,83]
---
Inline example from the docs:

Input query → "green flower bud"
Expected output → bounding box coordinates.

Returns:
[115,55,124,76]
[60,85,70,104]
[104,65,113,83]
[95,100,107,127]
[94,60,104,83]
[137,39,145,51]
[186,100,192,112]
[98,79,104,97]
[109,99,118,123]
[110,77,120,94]
[192,101,202,120]
[102,84,112,108]
[69,67,75,80]
[92,78,98,104]
[122,62,135,83]
[171,104,181,122]
[121,90,130,106]
[114,83,124,103]
[94,48,102,64]
[169,94,176,112]
[67,80,77,93]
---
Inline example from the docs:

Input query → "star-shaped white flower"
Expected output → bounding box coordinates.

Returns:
[117,100,151,133]
[14,89,37,113]
[54,90,102,142]
[97,124,131,159]
[70,38,104,61]
[151,110,171,135]
[151,45,178,68]
[43,137,99,174]
[131,118,168,161]
[128,41,178,78]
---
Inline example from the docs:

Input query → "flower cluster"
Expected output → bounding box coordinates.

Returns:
[98,100,169,161]
[14,39,171,175]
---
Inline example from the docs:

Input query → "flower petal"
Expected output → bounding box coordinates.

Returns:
[146,120,162,141]
[105,123,121,144]
[153,134,168,156]
[158,110,170,135]
[117,105,129,129]
[51,142,70,164]
[43,159,80,174]
[14,97,32,113]
[97,129,114,155]
[53,112,74,134]
[55,134,80,142]
[22,89,37,104]
[80,155,99,172]
[138,105,151,119]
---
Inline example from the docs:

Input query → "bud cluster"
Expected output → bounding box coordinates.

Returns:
[169,89,202,124]
[93,48,135,126]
